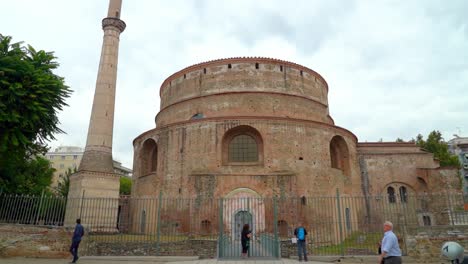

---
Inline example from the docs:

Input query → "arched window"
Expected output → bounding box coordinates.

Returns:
[399,186,408,203]
[229,135,258,162]
[140,139,158,176]
[222,125,263,165]
[329,135,350,176]
[387,187,396,203]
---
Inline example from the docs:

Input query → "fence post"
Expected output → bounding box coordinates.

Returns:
[273,196,279,258]
[156,191,163,255]
[35,190,45,225]
[446,190,455,225]
[336,188,344,256]
[218,198,224,259]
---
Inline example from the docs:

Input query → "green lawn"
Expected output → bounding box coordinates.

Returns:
[314,232,381,255]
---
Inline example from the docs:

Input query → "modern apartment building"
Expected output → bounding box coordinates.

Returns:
[45,146,132,187]
[448,135,468,194]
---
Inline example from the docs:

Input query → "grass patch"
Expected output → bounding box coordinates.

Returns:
[314,232,381,255]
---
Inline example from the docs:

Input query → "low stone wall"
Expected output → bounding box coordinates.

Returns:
[85,239,217,259]
[405,226,468,263]
[0,224,70,258]
[280,239,297,258]
[3,223,468,262]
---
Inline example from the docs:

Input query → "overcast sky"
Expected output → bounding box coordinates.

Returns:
[1,0,467,169]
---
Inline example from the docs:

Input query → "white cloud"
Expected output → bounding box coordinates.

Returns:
[1,0,467,168]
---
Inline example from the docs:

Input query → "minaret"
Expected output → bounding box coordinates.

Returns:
[79,0,125,173]
[66,0,125,229]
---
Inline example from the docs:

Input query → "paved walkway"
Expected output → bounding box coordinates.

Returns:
[0,257,332,264]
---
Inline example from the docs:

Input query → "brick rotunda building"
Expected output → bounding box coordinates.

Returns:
[132,57,457,200]
[129,57,459,240]
[133,57,356,198]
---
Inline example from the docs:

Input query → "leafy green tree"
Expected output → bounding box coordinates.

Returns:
[55,167,75,197]
[120,176,132,195]
[416,130,460,167]
[0,34,71,194]
[395,138,405,142]
[0,156,54,195]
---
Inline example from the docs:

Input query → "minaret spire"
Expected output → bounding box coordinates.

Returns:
[107,0,122,18]
[78,0,126,173]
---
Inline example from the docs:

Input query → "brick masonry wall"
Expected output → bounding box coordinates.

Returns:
[405,226,468,262]
[85,239,217,259]
[2,223,468,261]
[0,224,71,258]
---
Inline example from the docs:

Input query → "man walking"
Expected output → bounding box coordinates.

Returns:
[294,223,308,262]
[378,221,402,264]
[70,218,84,263]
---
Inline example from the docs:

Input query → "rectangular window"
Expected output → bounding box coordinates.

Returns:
[73,155,78,160]
[60,164,64,169]
[61,156,65,160]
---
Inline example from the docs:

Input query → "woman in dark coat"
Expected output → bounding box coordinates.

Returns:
[241,224,252,258]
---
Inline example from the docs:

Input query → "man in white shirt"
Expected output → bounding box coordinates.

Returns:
[378,221,402,264]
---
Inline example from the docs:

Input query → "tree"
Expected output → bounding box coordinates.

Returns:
[0,156,54,195]
[0,34,71,194]
[416,130,460,167]
[55,167,75,197]
[120,176,132,195]
[395,138,405,142]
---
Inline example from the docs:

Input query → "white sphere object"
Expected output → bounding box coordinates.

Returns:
[441,241,464,261]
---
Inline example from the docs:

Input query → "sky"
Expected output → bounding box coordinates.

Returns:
[1,0,467,169]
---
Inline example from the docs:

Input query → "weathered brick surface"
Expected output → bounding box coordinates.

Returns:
[358,143,459,195]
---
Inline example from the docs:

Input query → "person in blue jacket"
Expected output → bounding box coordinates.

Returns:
[294,223,308,262]
[70,218,84,263]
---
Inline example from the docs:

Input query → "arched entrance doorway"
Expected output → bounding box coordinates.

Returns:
[218,188,280,259]
[233,210,252,241]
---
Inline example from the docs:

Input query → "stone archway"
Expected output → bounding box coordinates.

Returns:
[224,188,263,239]
[218,188,279,259]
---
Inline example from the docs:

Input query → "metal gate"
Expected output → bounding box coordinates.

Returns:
[218,197,280,259]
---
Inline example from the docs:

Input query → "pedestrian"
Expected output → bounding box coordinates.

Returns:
[70,218,84,263]
[294,223,308,262]
[378,221,402,264]
[241,223,252,258]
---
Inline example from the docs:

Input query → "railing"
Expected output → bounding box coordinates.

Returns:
[0,192,467,257]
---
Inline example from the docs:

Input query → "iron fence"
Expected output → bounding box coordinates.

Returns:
[1,192,467,257]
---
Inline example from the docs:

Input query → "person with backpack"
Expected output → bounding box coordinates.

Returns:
[294,223,308,262]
